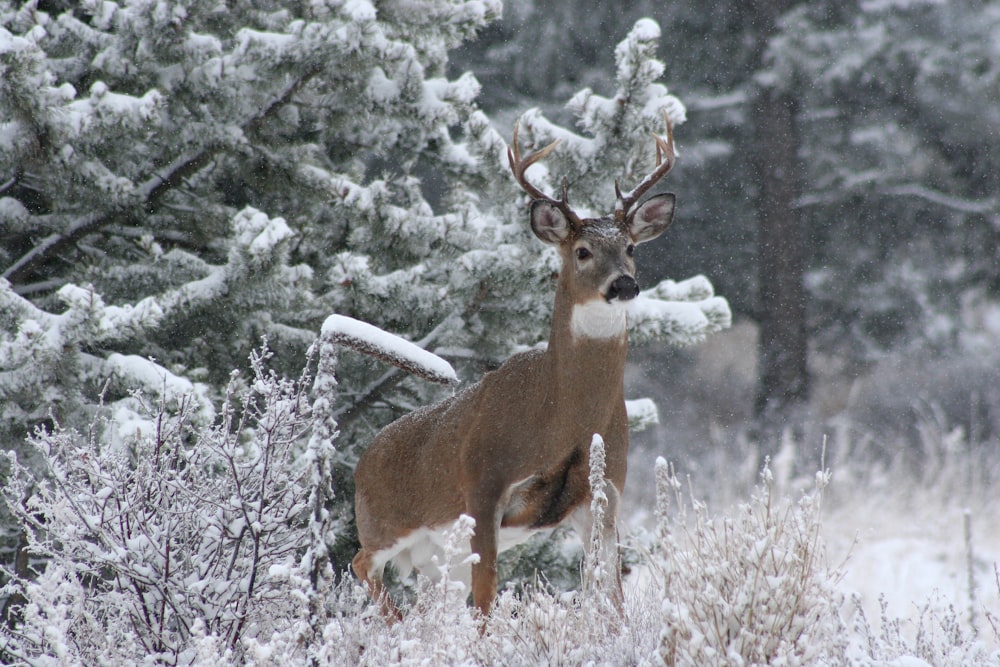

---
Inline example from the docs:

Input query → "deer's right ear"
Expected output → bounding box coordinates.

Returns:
[530,199,573,245]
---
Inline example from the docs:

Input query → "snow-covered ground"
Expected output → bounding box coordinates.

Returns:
[824,485,1000,647]
[621,460,1000,660]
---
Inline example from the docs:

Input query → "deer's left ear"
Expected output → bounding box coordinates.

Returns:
[627,193,675,244]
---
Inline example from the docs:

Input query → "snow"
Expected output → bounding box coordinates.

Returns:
[367,67,401,103]
[629,295,708,329]
[321,314,458,385]
[630,18,661,43]
[0,196,29,224]
[343,0,377,22]
[625,397,659,431]
[106,353,194,398]
[861,0,947,11]
[823,493,1000,640]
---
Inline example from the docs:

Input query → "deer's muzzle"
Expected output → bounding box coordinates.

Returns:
[606,275,639,302]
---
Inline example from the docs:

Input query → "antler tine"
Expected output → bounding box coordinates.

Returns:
[616,109,676,220]
[507,119,562,202]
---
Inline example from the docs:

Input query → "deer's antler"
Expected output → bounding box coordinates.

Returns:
[614,110,676,222]
[507,120,583,228]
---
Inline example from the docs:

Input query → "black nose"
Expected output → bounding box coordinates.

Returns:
[607,275,639,301]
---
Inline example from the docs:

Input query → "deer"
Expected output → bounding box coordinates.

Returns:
[352,112,677,621]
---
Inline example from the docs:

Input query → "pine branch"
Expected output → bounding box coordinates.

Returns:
[2,213,106,283]
[332,317,454,428]
[881,184,997,215]
[2,69,321,286]
[10,278,66,297]
[333,366,407,430]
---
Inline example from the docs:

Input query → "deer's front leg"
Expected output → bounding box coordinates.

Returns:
[467,497,501,618]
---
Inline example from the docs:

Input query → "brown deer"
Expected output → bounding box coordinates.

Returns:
[352,112,677,620]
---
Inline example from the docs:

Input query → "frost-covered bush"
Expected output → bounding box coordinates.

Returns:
[653,461,845,666]
[847,593,1000,667]
[0,346,316,665]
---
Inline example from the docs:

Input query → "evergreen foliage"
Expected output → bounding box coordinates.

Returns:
[764,1,1000,361]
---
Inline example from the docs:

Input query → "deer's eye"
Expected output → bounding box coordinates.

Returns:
[626,244,635,257]
[576,247,592,260]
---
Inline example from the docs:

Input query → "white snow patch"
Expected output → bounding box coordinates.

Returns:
[625,398,659,431]
[372,520,542,588]
[630,17,661,42]
[343,0,377,21]
[106,353,193,398]
[824,498,1000,638]
[629,295,708,328]
[367,68,400,103]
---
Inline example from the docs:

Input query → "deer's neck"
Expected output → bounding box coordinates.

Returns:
[545,286,629,399]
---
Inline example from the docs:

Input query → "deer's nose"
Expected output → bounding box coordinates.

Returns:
[607,275,639,301]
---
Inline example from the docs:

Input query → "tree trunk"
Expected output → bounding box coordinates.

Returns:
[747,1,810,428]
[752,86,809,423]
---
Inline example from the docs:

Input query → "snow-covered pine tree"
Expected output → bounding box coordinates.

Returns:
[1,0,500,573]
[2,3,729,654]
[0,0,501,441]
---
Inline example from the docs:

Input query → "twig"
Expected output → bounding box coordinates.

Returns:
[0,175,17,195]
[964,509,977,637]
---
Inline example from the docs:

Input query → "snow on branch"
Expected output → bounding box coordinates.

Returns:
[625,398,659,432]
[1,59,318,286]
[105,353,214,422]
[881,183,997,215]
[628,275,732,346]
[321,314,458,386]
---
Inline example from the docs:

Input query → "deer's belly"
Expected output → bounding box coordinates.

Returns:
[372,521,547,585]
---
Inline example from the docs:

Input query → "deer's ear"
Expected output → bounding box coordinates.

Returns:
[627,193,675,244]
[530,199,573,245]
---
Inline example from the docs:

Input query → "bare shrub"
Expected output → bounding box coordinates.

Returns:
[1,347,313,665]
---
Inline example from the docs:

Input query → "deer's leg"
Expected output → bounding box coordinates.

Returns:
[352,549,402,622]
[467,498,501,619]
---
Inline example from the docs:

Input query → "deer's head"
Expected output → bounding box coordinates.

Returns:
[508,113,676,338]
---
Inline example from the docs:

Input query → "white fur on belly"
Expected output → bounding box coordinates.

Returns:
[371,521,544,587]
[570,300,628,339]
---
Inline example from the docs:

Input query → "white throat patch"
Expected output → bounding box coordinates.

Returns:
[570,300,628,339]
